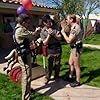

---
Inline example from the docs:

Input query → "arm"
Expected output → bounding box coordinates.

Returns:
[52,31,62,40]
[25,27,41,38]
[47,28,62,41]
[30,37,43,50]
[61,29,75,43]
[40,30,51,45]
[16,27,41,41]
[42,34,51,45]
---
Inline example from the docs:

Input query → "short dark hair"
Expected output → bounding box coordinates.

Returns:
[16,14,30,24]
[41,15,51,23]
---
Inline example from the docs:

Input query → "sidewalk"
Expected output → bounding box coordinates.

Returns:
[0,46,100,100]
[31,76,100,100]
[83,44,100,49]
[0,62,100,100]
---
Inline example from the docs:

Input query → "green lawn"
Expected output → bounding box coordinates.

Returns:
[84,33,100,45]
[0,74,53,100]
[36,44,100,88]
[0,44,100,99]
[60,45,100,87]
[80,47,100,87]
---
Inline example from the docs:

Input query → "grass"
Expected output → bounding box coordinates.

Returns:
[84,33,100,45]
[37,44,100,87]
[80,47,100,87]
[60,45,100,88]
[0,74,21,100]
[0,74,53,100]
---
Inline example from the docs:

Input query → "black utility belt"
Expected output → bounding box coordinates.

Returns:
[16,48,30,55]
[70,45,76,49]
[70,42,83,49]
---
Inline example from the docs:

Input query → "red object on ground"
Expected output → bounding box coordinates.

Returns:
[10,66,22,83]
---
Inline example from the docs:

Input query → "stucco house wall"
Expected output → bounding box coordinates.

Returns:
[0,0,59,49]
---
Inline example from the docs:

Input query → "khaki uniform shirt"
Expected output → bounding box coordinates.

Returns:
[70,23,82,46]
[15,24,36,44]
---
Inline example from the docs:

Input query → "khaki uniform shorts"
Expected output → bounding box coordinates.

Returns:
[71,47,82,57]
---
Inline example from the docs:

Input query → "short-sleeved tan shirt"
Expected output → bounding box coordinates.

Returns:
[15,24,36,44]
[70,23,82,46]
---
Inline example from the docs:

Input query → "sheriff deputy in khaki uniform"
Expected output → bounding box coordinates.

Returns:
[61,14,83,87]
[15,14,42,100]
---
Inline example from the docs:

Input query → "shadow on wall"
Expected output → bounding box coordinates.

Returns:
[0,33,14,49]
[0,48,11,63]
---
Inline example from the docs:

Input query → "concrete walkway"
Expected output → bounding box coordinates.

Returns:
[31,77,100,100]
[0,45,100,100]
[0,62,100,100]
[83,44,100,49]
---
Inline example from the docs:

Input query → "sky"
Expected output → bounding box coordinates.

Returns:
[32,0,100,14]
[32,0,61,7]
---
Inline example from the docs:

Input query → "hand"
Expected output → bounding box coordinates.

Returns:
[35,27,41,36]
[47,28,53,35]
[61,21,70,33]
[30,41,36,50]
[47,28,56,36]
[61,29,65,34]
[35,27,41,32]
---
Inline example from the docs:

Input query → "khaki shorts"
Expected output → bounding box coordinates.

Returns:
[71,47,82,57]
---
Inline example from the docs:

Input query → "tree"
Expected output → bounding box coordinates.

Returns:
[61,0,100,37]
[78,0,100,37]
[33,0,100,18]
[81,0,100,19]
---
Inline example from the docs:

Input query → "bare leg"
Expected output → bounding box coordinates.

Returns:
[69,49,81,87]
[73,53,80,82]
[69,52,74,78]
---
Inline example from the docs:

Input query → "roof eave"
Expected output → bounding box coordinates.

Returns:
[0,2,59,13]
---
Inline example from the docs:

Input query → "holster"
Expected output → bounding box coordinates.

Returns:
[71,42,83,54]
[76,42,83,54]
